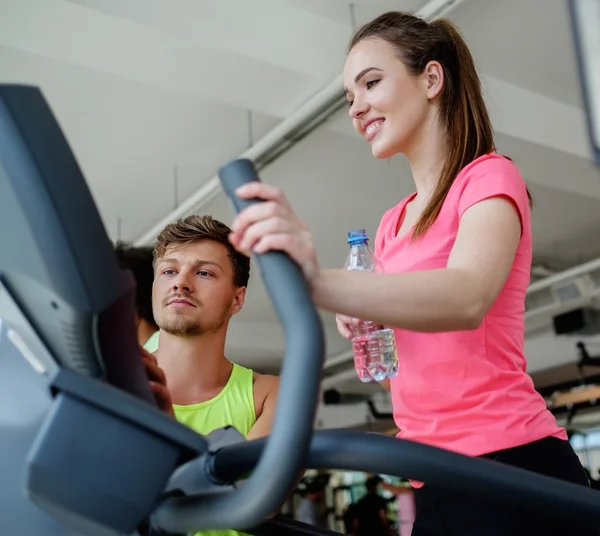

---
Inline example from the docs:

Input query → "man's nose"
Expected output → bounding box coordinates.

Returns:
[171,272,193,293]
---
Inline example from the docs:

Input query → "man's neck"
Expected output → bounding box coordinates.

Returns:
[155,329,232,405]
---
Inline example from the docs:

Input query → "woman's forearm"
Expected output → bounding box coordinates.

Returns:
[312,268,486,332]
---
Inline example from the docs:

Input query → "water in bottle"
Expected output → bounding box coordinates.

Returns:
[343,229,398,383]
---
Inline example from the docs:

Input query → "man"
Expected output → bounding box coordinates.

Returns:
[295,480,329,529]
[151,213,279,443]
[115,242,160,352]
[352,476,394,536]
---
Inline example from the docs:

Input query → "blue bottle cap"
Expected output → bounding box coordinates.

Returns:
[347,229,368,244]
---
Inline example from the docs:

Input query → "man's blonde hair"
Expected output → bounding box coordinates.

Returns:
[153,215,250,287]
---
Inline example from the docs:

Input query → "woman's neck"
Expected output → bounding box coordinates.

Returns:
[405,115,448,200]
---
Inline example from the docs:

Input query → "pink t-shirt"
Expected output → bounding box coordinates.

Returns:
[374,154,567,460]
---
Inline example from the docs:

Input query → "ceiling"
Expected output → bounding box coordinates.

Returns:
[1,0,600,408]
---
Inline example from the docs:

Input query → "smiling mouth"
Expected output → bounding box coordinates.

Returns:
[364,120,384,139]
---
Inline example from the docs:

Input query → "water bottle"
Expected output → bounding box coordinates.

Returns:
[343,229,398,383]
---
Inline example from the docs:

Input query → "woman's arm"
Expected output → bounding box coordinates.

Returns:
[229,183,523,333]
[313,196,521,332]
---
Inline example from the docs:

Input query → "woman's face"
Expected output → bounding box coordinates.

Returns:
[343,37,438,159]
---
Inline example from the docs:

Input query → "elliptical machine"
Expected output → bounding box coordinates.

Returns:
[1,18,600,529]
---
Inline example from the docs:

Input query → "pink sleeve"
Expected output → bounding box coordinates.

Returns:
[457,156,530,232]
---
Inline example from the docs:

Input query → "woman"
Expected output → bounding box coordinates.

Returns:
[228,11,595,536]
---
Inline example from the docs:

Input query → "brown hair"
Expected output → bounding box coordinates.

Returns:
[153,215,250,287]
[349,12,531,239]
[115,242,157,329]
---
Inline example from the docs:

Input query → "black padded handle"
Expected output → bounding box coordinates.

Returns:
[219,157,264,213]
[212,430,600,527]
[151,158,325,533]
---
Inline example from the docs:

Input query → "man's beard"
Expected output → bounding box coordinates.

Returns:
[158,309,229,338]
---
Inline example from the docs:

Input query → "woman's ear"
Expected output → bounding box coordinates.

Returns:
[423,60,444,100]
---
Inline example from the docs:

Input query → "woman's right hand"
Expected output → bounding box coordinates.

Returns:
[229,182,320,286]
[336,314,359,340]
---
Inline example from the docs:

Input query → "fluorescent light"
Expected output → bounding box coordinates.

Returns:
[569,0,600,165]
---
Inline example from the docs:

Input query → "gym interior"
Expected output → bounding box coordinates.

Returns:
[1,0,600,535]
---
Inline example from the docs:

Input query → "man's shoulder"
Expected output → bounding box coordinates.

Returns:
[251,372,279,417]
[252,371,279,395]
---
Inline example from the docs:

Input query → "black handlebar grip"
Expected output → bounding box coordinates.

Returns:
[218,158,263,213]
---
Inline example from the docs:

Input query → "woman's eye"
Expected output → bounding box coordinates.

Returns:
[366,79,379,89]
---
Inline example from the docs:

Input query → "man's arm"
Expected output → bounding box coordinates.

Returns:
[247,374,279,441]
[379,509,395,536]
[247,373,307,492]
[246,374,292,518]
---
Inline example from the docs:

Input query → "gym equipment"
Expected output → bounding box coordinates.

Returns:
[2,84,600,536]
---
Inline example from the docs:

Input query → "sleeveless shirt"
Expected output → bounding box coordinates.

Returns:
[173,363,257,536]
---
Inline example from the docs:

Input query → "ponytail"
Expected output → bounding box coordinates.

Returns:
[411,18,495,239]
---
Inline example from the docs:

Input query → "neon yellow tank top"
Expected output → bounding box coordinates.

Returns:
[172,363,256,536]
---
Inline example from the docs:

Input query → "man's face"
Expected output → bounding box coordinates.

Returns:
[152,239,245,337]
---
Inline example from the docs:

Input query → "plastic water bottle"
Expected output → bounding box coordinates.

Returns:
[343,229,398,383]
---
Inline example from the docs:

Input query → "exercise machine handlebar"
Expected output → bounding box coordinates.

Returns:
[149,159,325,533]
[209,429,600,527]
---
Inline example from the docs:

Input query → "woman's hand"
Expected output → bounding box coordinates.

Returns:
[336,314,360,340]
[229,182,320,285]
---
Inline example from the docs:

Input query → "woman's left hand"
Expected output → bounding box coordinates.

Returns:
[229,182,320,285]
